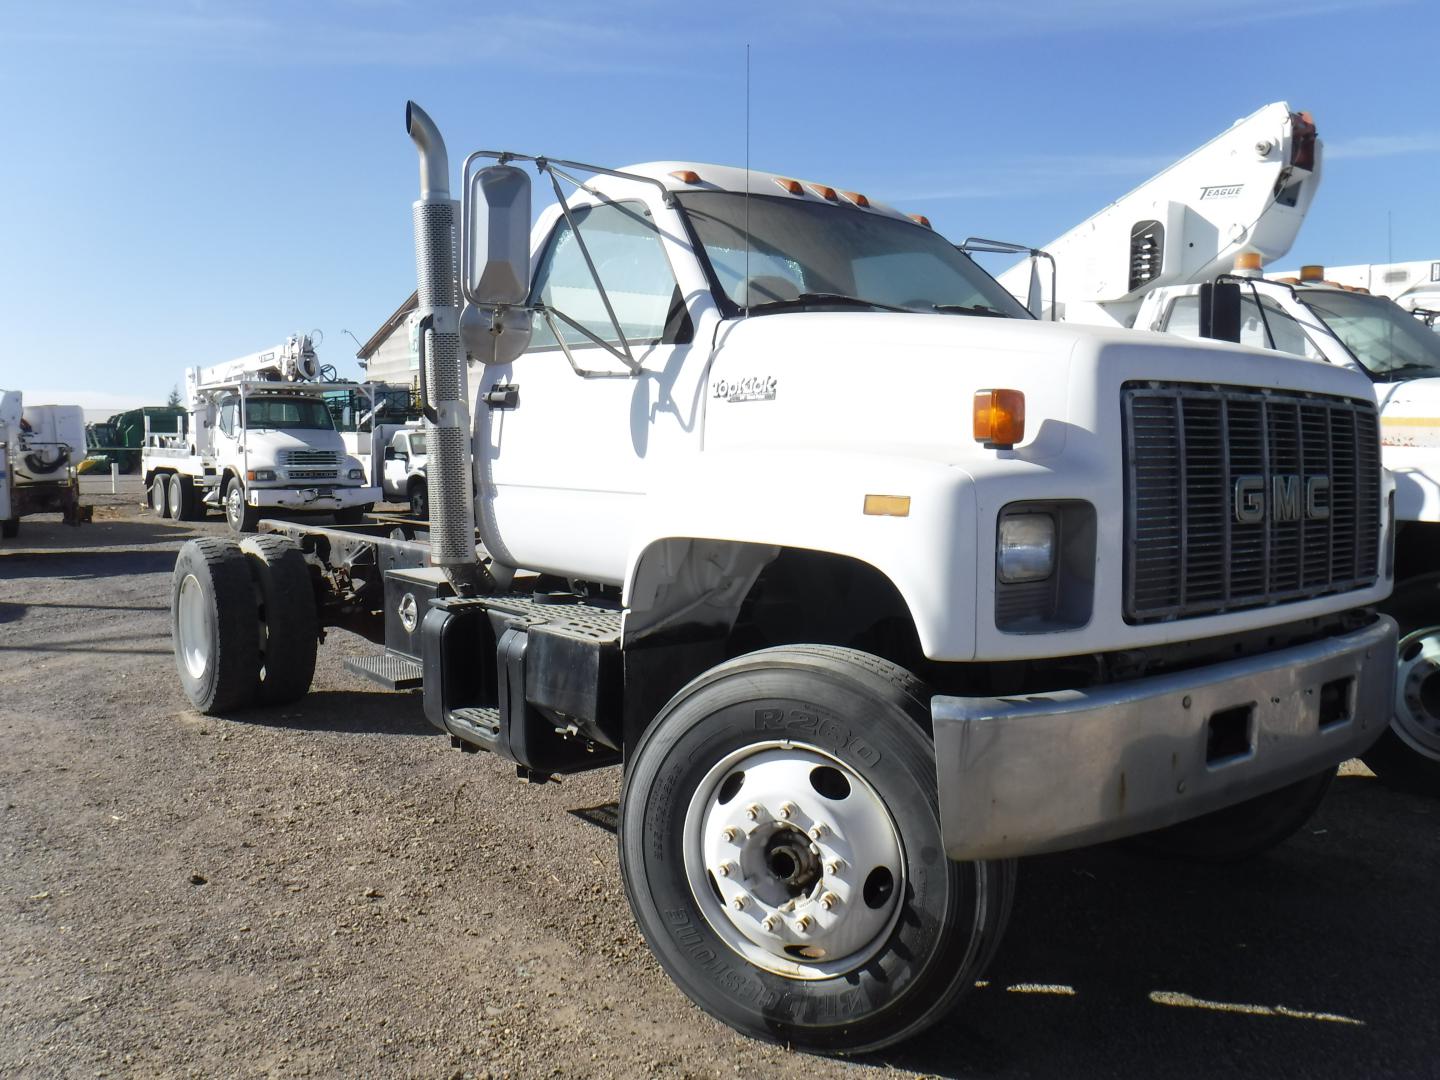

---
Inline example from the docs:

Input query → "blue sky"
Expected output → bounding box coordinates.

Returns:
[2,0,1437,409]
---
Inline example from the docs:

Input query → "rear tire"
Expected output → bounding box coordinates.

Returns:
[1124,766,1336,863]
[241,535,318,705]
[619,645,1015,1054]
[168,474,198,521]
[171,538,260,714]
[150,474,171,518]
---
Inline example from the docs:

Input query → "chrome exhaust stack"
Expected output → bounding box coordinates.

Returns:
[405,101,490,595]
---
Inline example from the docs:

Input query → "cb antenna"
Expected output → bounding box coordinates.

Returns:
[744,42,751,318]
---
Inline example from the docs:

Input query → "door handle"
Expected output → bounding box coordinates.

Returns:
[484,385,520,410]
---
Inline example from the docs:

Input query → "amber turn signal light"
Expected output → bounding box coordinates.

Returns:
[974,389,1025,449]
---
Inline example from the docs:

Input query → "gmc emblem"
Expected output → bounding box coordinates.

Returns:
[1234,475,1330,523]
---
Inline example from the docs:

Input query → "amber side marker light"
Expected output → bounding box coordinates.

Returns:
[669,169,701,184]
[864,494,911,517]
[974,389,1025,449]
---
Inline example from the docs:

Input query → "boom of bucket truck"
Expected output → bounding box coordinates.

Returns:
[165,101,1396,1054]
[996,101,1320,326]
[141,333,380,534]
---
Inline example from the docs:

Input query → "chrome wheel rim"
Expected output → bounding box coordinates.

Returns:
[226,485,243,528]
[683,740,905,980]
[177,573,211,680]
[151,479,165,513]
[1395,626,1440,761]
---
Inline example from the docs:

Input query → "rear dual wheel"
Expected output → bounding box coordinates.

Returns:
[149,474,170,518]
[171,535,317,714]
[620,646,1015,1055]
[166,473,198,521]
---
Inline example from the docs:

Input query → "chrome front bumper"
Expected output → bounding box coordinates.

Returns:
[932,617,1397,861]
[249,485,380,510]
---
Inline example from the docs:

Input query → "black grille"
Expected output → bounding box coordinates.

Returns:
[1123,382,1380,623]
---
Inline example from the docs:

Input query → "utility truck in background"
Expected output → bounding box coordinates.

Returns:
[142,335,379,534]
[0,391,90,539]
[167,102,1396,1053]
[1002,100,1440,789]
[1270,257,1440,317]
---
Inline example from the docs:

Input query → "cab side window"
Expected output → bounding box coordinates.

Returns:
[527,200,691,351]
[217,398,237,437]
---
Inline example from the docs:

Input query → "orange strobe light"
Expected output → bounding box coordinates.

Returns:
[974,389,1025,449]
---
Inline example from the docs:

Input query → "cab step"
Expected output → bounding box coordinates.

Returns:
[344,651,424,690]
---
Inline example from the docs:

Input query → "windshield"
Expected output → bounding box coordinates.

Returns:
[408,433,427,456]
[1301,290,1440,380]
[676,192,1030,319]
[244,397,335,431]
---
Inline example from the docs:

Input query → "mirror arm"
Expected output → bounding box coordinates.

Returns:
[414,315,441,422]
[539,305,643,379]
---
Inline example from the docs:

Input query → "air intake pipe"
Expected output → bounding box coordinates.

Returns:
[406,101,490,595]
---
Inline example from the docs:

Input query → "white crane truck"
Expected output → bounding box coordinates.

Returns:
[167,103,1397,1053]
[0,392,90,539]
[142,335,380,534]
[999,101,1440,789]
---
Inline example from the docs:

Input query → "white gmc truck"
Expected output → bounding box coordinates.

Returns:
[167,102,1397,1054]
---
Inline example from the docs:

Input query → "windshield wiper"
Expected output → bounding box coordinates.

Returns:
[932,303,1012,318]
[1376,363,1440,380]
[749,292,917,314]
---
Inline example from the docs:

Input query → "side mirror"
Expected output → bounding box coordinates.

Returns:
[1199,282,1243,343]
[464,164,532,308]
[462,163,535,365]
[384,446,396,461]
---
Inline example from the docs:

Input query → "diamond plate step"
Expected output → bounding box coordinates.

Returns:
[344,652,424,691]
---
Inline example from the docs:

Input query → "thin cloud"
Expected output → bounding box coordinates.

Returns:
[1327,133,1440,160]
[887,151,1174,201]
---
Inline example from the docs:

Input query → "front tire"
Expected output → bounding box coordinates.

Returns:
[334,504,370,526]
[1124,766,1336,863]
[224,479,259,534]
[171,538,260,714]
[408,481,428,520]
[619,645,1015,1054]
[1364,575,1440,791]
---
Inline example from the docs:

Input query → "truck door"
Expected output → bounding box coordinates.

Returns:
[383,430,410,497]
[477,196,703,584]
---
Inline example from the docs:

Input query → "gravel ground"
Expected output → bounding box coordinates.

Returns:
[2,498,1437,1079]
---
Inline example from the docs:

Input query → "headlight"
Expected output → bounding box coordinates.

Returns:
[348,468,365,481]
[247,468,276,482]
[996,512,1055,583]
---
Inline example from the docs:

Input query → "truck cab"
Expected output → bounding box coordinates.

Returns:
[381,426,427,515]
[166,102,1398,1055]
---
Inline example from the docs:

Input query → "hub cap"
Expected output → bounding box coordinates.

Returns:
[177,573,211,680]
[683,741,905,980]
[226,485,243,528]
[1395,626,1440,761]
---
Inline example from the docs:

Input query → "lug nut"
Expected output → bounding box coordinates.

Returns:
[778,802,797,819]
[744,804,761,821]
[808,823,828,840]
[794,914,813,933]
[721,826,741,843]
[820,891,840,910]
[715,862,735,878]
[731,895,747,911]
[761,915,780,933]
[825,859,844,876]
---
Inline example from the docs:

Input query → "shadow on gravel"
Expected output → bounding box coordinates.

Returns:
[224,690,436,737]
[875,773,1437,1079]
[0,517,206,553]
[569,802,620,835]
[0,549,180,581]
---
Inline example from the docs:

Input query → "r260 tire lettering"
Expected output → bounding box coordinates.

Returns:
[753,707,881,766]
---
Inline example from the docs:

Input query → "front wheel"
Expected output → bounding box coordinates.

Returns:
[408,481,428,520]
[1363,623,1440,791]
[224,480,259,534]
[334,504,370,526]
[619,645,1015,1055]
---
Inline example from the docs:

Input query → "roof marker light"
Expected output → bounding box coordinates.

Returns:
[669,169,701,184]
[807,183,839,201]
[908,213,932,228]
[1300,265,1325,282]
[1234,252,1262,271]
[839,190,870,207]
[774,177,803,195]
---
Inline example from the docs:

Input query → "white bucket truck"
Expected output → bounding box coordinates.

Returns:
[142,335,379,534]
[998,102,1440,789]
[0,392,90,539]
[166,103,1396,1053]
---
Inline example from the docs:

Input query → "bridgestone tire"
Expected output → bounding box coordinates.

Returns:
[171,538,260,714]
[150,474,171,518]
[240,535,318,705]
[619,645,1016,1055]
[1,518,18,539]
[1124,766,1336,864]
[168,474,198,521]
[1364,577,1440,792]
